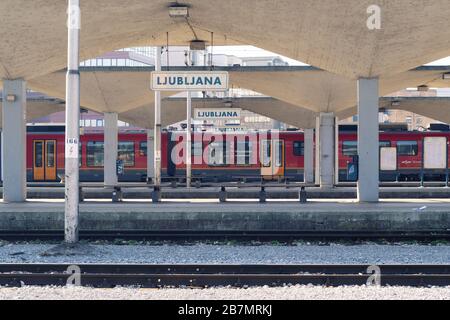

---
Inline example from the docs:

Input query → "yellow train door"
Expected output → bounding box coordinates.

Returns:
[261,139,285,179]
[45,140,57,180]
[33,140,45,181]
[33,139,57,181]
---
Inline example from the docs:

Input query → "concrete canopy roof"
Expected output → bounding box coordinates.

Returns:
[120,97,318,129]
[337,97,450,125]
[1,1,450,81]
[0,100,64,126]
[26,66,450,117]
[124,96,450,130]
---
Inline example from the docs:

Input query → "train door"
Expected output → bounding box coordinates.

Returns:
[260,139,285,178]
[33,139,57,181]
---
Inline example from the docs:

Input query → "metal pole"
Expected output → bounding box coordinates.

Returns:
[154,47,162,187]
[186,91,192,188]
[65,0,81,243]
[146,129,154,183]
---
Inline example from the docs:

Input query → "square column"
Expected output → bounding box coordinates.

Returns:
[334,117,340,185]
[315,117,320,185]
[146,129,154,182]
[104,112,118,186]
[357,78,379,202]
[318,112,335,189]
[1,79,27,202]
[303,128,315,184]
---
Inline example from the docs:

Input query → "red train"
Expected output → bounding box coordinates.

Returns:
[23,125,450,183]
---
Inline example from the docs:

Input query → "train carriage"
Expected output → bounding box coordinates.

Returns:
[20,125,450,183]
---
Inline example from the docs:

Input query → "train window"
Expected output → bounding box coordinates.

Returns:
[342,141,358,156]
[139,141,147,157]
[274,141,283,167]
[236,140,253,166]
[208,142,228,166]
[192,141,203,157]
[343,141,391,156]
[261,140,271,167]
[34,141,43,168]
[293,141,304,156]
[118,142,135,167]
[397,141,418,156]
[87,141,104,167]
[46,141,55,167]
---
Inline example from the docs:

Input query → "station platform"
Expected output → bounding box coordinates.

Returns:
[1,185,450,199]
[0,201,449,232]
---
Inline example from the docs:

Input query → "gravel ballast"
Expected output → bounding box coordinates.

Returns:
[0,286,449,300]
[0,243,449,264]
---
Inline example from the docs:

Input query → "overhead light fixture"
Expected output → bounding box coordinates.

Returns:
[417,85,429,92]
[190,40,206,51]
[443,73,450,80]
[168,4,189,18]
[6,94,17,102]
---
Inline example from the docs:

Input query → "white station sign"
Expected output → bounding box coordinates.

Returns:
[195,108,242,120]
[151,71,229,91]
[424,137,448,169]
[380,147,397,171]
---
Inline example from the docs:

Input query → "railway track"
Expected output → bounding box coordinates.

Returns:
[0,230,449,241]
[0,264,449,288]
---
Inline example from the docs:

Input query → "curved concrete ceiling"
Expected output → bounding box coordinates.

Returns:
[28,70,176,114]
[1,1,450,81]
[119,97,318,129]
[0,100,64,127]
[27,66,450,115]
[337,97,450,125]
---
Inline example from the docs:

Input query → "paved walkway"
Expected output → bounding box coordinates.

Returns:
[0,200,449,232]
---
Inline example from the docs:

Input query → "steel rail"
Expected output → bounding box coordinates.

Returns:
[0,230,449,241]
[0,264,449,288]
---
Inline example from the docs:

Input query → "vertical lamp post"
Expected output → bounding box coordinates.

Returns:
[186,91,192,188]
[65,0,81,243]
[154,47,162,187]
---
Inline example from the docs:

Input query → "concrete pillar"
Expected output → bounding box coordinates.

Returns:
[357,78,379,202]
[65,0,81,243]
[104,112,118,186]
[303,128,315,184]
[146,129,154,182]
[1,79,27,202]
[154,47,162,187]
[334,117,340,185]
[315,117,320,185]
[318,113,335,189]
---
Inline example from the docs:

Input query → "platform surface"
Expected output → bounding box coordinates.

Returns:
[0,200,449,232]
[2,185,450,199]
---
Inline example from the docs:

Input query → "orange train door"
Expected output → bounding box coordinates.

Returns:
[260,139,285,179]
[33,140,57,181]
